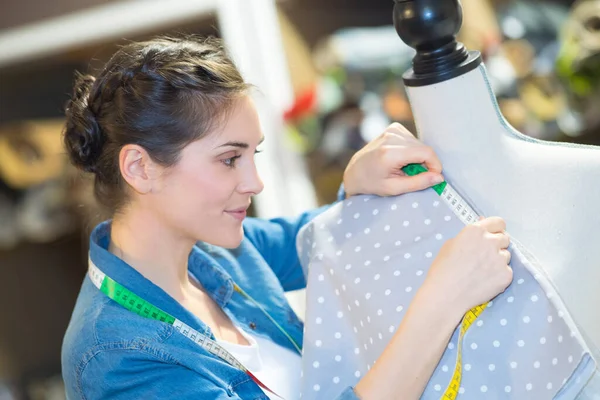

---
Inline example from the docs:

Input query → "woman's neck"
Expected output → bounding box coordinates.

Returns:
[108,207,196,300]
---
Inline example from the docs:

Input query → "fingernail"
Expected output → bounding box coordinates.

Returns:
[432,175,444,184]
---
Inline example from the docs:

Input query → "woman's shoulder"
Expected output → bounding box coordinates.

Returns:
[62,276,177,369]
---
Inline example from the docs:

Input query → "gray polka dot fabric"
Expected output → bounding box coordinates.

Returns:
[297,187,598,399]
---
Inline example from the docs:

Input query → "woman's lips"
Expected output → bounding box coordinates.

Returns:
[225,208,247,221]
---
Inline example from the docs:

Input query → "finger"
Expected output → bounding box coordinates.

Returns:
[386,122,415,138]
[493,232,510,249]
[477,217,506,233]
[382,174,443,196]
[382,145,444,175]
[500,249,512,264]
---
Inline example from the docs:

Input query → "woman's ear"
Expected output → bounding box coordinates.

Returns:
[119,144,158,194]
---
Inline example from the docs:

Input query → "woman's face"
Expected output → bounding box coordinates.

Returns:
[149,95,265,248]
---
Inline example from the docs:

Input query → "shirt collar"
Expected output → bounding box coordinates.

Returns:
[88,221,235,337]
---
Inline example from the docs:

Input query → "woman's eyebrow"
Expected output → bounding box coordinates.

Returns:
[216,137,265,149]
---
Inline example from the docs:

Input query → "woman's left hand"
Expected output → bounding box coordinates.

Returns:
[342,123,444,198]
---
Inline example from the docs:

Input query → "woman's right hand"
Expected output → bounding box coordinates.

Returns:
[424,217,513,315]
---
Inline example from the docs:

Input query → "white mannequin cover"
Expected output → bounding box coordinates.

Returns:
[405,64,600,352]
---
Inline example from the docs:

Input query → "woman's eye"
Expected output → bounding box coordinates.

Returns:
[223,155,241,168]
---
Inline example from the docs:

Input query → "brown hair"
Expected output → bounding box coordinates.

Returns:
[63,36,249,212]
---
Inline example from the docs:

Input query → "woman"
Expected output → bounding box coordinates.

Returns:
[61,36,512,400]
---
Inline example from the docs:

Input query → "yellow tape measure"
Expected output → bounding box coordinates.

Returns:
[402,164,488,398]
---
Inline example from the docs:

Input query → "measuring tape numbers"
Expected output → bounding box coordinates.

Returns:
[402,164,488,399]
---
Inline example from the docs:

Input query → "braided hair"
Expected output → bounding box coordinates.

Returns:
[64,36,249,212]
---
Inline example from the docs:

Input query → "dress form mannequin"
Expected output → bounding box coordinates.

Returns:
[394,0,600,352]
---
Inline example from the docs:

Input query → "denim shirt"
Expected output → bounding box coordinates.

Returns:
[61,206,360,399]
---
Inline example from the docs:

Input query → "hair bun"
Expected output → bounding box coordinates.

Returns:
[63,72,105,173]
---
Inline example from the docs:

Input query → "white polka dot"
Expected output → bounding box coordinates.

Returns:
[335,332,342,339]
[558,335,563,343]
[374,243,381,248]
[434,384,441,391]
[517,340,525,347]
[534,361,540,368]
[412,202,419,208]
[480,385,488,393]
[385,289,391,296]
[507,296,514,303]
[377,309,383,316]
[510,361,518,369]
[436,234,443,240]
[540,337,546,344]
[335,355,342,362]
[464,364,471,371]
[345,232,352,238]
[500,319,507,326]
[558,310,564,318]
[389,325,395,333]
[365,293,371,300]
[470,343,478,350]
[313,361,320,368]
[416,270,423,276]
[372,209,379,215]
[327,236,333,242]
[505,386,512,393]
[318,274,324,281]
[391,204,397,210]
[488,364,495,371]
[405,287,413,293]
[448,343,455,350]
[546,382,552,390]
[313,384,320,391]
[531,295,539,302]
[404,253,411,259]
[444,215,451,221]
[316,317,322,324]
[476,320,484,327]
[353,213,360,219]
[571,331,576,338]
[353,326,357,333]
[335,289,340,296]
[355,300,360,306]
[459,387,465,394]
[329,268,334,275]
[523,316,530,323]
[393,270,400,276]
[336,250,342,256]
[384,255,391,262]
[442,365,449,372]
[526,383,532,391]
[378,333,383,340]
[425,252,433,258]
[374,274,380,280]
[403,221,410,227]
[433,201,440,207]
[395,240,401,246]
[383,225,390,232]
[552,358,558,365]
[354,278,361,284]
[345,264,352,270]
[315,340,322,347]
[568,355,573,363]
[517,278,525,284]
[355,246,361,252]
[318,297,324,303]
[364,260,371,266]
[488,300,494,307]
[493,340,500,347]
[355,371,361,378]
[396,305,404,312]
[354,348,360,354]
[414,236,421,242]
[363,228,371,236]
[424,219,431,225]
[347,305,351,311]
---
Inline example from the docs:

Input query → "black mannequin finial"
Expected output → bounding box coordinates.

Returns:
[393,0,482,87]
